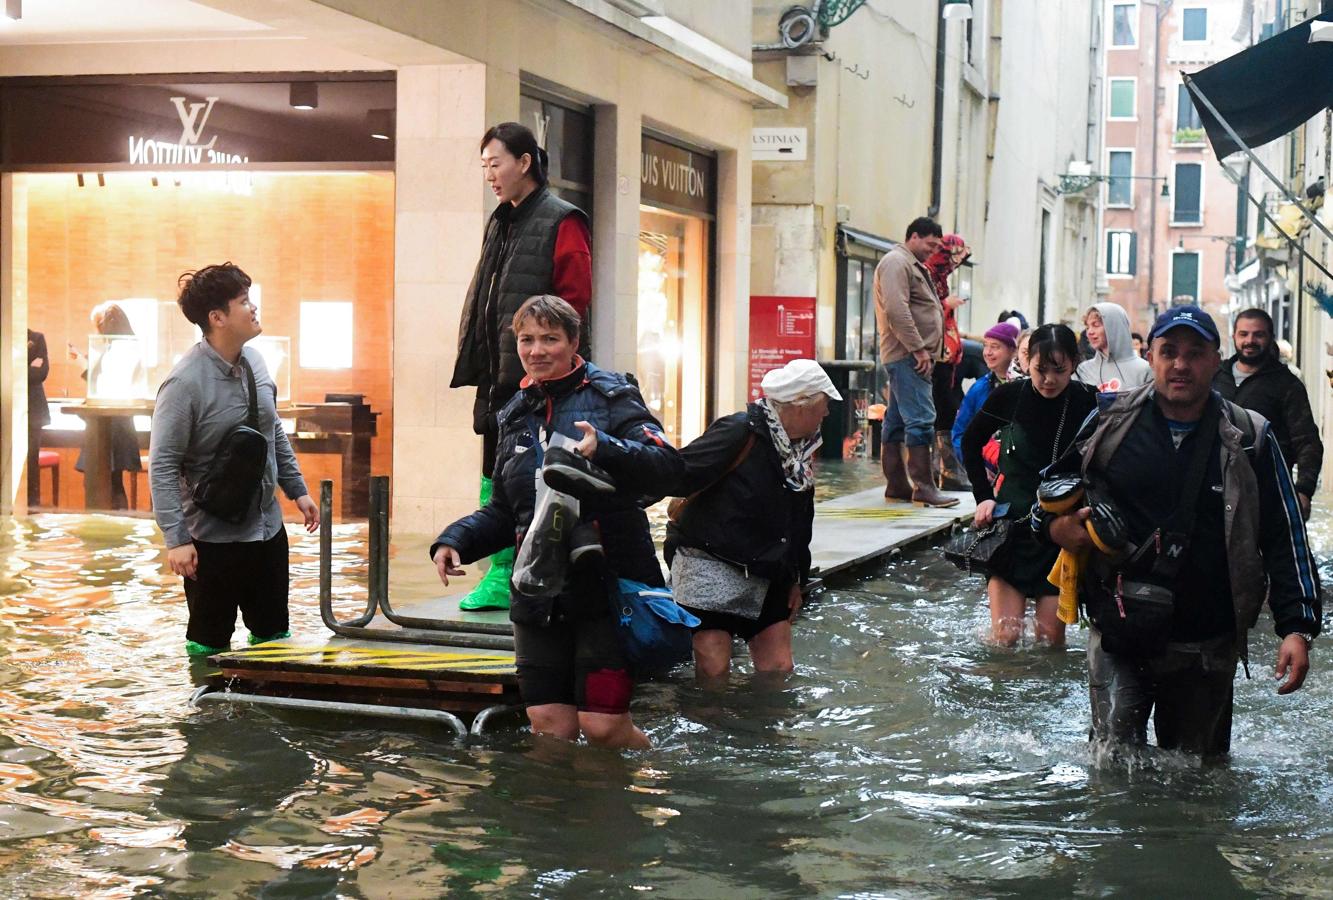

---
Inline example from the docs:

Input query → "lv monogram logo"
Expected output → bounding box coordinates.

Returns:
[170,96,219,149]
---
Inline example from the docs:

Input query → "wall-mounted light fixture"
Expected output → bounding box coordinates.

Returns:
[289,82,318,110]
[367,108,394,141]
[5,0,21,21]
[942,0,972,21]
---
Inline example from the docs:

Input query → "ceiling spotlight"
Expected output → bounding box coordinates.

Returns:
[5,0,20,21]
[367,108,394,141]
[942,0,972,20]
[289,82,318,110]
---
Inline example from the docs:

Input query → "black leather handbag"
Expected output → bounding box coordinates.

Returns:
[942,518,1014,575]
[191,356,268,523]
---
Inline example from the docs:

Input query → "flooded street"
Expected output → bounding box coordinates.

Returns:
[2,467,1332,897]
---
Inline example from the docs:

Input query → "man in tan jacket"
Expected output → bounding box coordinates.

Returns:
[874,216,957,508]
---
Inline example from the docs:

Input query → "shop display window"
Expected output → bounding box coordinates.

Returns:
[250,336,292,403]
[299,301,354,370]
[85,335,149,403]
[637,208,710,445]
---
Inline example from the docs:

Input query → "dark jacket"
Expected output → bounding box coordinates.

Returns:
[1213,352,1323,497]
[450,187,589,434]
[27,329,50,428]
[1039,384,1321,657]
[433,360,681,626]
[664,404,816,590]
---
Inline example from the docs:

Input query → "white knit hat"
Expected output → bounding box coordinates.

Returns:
[760,359,842,403]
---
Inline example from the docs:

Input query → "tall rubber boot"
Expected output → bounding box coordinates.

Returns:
[881,441,913,502]
[459,476,513,611]
[935,431,972,492]
[907,444,960,508]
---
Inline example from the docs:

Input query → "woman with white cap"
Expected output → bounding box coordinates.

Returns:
[665,359,837,679]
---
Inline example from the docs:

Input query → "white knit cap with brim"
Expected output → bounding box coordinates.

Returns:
[761,358,842,403]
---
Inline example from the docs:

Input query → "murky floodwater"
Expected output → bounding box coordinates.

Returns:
[2,461,1332,897]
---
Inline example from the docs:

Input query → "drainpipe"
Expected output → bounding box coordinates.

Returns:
[1146,1,1169,314]
[930,0,947,216]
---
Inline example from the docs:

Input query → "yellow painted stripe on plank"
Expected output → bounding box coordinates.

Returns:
[816,507,932,519]
[219,642,513,671]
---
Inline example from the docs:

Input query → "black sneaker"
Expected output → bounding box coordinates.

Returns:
[569,521,605,569]
[513,497,574,597]
[542,446,616,497]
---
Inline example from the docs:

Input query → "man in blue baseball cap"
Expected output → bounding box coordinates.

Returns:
[1036,303,1320,759]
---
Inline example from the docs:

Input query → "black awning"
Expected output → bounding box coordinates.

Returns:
[1188,11,1333,160]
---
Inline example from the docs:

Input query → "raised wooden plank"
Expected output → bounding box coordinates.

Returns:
[218,667,508,695]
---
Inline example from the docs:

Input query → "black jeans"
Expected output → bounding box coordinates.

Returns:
[1087,628,1237,757]
[183,529,290,648]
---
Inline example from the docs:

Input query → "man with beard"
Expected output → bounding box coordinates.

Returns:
[1213,309,1322,521]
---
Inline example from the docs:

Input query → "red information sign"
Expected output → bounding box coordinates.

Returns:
[748,295,817,400]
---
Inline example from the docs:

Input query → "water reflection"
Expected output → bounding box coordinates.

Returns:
[0,478,1329,896]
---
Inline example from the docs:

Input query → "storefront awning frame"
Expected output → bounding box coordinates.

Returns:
[1184,73,1333,285]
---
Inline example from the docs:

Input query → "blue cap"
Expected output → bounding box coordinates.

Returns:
[1148,304,1219,346]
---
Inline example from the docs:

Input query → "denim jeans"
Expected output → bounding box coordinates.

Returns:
[881,357,937,447]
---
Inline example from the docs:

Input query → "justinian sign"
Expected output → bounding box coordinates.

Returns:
[0,75,396,169]
[641,134,715,217]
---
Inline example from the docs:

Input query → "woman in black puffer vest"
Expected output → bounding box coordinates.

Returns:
[433,296,680,749]
[665,359,836,680]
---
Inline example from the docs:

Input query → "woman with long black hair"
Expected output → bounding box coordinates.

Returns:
[961,324,1097,647]
[450,122,593,610]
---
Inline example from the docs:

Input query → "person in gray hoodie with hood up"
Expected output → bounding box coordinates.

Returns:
[1076,302,1152,393]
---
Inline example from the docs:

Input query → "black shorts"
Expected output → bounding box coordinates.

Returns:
[682,581,793,643]
[183,529,290,648]
[512,613,634,714]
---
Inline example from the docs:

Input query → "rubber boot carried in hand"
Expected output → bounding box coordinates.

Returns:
[881,441,913,502]
[459,476,513,611]
[907,444,960,508]
[934,430,972,492]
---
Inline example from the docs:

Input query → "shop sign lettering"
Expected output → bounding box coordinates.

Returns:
[127,96,248,166]
[641,135,714,215]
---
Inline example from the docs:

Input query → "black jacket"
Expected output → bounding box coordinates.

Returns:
[433,361,680,625]
[27,329,50,428]
[450,187,589,434]
[1213,353,1323,496]
[664,404,816,590]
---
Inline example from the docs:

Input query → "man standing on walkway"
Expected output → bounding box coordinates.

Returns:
[150,263,319,659]
[1041,305,1319,759]
[874,216,958,507]
[1213,308,1322,521]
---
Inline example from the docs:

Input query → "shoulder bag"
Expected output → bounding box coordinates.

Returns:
[190,356,269,523]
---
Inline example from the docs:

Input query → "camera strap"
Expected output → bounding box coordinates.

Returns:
[1147,397,1220,582]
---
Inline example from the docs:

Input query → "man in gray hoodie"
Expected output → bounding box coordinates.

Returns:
[1077,302,1153,393]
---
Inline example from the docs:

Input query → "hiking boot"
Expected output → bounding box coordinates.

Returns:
[935,430,972,492]
[907,444,960,508]
[881,441,913,501]
[542,446,616,498]
[460,476,511,610]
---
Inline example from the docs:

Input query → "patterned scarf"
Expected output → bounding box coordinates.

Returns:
[761,399,822,492]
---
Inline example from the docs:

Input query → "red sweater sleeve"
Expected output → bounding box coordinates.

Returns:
[552,215,592,317]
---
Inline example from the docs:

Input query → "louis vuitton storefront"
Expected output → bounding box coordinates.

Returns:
[0,74,397,516]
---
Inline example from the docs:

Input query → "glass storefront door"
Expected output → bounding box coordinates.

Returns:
[636,207,710,445]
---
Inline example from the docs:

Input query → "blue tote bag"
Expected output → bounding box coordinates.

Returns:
[611,579,700,673]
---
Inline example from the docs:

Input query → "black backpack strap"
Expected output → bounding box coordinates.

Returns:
[238,355,260,430]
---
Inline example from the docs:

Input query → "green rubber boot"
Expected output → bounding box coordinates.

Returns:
[458,476,513,611]
[185,640,228,658]
[248,630,292,646]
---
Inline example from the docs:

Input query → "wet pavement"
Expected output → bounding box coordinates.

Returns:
[1,461,1331,896]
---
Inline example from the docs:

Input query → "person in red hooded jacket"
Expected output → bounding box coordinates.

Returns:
[924,234,971,491]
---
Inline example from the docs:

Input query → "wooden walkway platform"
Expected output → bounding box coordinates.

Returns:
[204,483,975,721]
